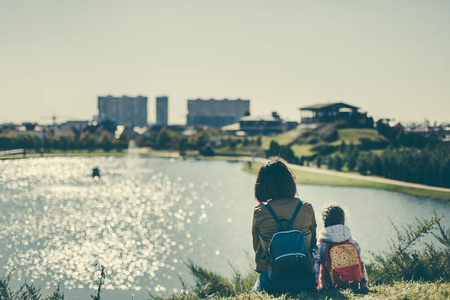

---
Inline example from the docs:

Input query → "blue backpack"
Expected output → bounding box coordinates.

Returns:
[265,200,312,280]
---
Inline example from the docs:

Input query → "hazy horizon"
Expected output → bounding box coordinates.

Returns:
[1,0,449,125]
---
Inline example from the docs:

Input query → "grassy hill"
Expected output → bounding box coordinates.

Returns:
[214,124,382,159]
[261,129,303,149]
[258,124,382,159]
[329,128,379,145]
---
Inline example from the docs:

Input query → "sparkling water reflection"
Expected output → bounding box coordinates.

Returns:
[0,157,448,299]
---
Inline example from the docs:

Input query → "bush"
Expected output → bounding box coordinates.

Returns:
[308,137,319,145]
[368,215,450,284]
[180,260,258,298]
[321,129,339,142]
[358,138,388,151]
[200,146,215,156]
[311,143,336,156]
[0,271,65,300]
[268,141,280,157]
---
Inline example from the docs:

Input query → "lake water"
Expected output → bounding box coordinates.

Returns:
[0,156,448,299]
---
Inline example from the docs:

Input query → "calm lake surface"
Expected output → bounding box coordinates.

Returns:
[0,156,448,299]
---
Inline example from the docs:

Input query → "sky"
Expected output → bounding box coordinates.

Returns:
[0,0,449,125]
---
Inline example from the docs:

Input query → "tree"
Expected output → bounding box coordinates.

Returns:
[346,149,359,171]
[0,135,14,150]
[156,128,170,149]
[279,145,297,164]
[439,157,450,188]
[79,131,96,152]
[33,136,42,152]
[268,141,280,157]
[59,133,73,153]
[200,145,215,156]
[372,155,382,176]
[376,119,402,142]
[357,154,369,175]
[113,130,130,151]
[194,131,209,150]
[334,155,343,171]
[256,135,262,147]
[98,131,113,152]
[179,137,188,154]
[100,120,117,132]
[243,137,249,147]
[227,138,237,151]
[154,128,182,150]
[316,156,323,168]
[327,156,334,170]
[43,132,56,152]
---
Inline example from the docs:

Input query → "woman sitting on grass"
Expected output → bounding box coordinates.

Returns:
[251,157,317,294]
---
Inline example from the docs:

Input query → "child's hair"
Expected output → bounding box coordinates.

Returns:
[322,204,345,227]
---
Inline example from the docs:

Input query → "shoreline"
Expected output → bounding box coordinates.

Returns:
[1,150,449,201]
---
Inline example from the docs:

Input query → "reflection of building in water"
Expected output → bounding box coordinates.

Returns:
[156,96,168,126]
[187,98,250,128]
[98,95,147,127]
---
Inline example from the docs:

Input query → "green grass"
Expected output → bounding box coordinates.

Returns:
[260,128,380,157]
[261,129,303,149]
[214,147,252,156]
[244,162,450,201]
[157,281,450,300]
[290,144,315,157]
[330,128,379,146]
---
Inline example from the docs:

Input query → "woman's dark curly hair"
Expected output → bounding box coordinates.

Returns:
[254,157,297,203]
[322,204,345,227]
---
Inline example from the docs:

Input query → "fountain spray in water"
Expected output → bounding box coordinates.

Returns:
[125,140,140,170]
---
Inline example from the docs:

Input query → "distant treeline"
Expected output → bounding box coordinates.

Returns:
[0,131,129,153]
[320,144,450,188]
[267,119,450,189]
[269,139,450,188]
[0,125,241,156]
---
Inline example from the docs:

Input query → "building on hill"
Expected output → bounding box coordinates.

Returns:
[156,96,168,126]
[98,95,147,127]
[239,112,295,136]
[187,98,250,128]
[300,102,362,124]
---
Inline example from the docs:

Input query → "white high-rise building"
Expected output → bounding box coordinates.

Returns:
[98,95,147,127]
[156,96,168,126]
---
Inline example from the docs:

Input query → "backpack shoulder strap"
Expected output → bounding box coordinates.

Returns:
[323,242,334,270]
[264,202,283,231]
[287,199,303,230]
[322,242,335,285]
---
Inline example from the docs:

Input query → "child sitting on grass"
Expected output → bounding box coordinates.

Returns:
[315,204,368,291]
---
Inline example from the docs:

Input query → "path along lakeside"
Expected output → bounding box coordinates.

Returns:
[250,157,450,193]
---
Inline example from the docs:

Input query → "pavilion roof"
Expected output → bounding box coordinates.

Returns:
[300,102,359,111]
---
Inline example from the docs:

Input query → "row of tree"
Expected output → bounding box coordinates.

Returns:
[0,127,260,156]
[0,131,130,153]
[319,145,450,188]
[267,138,450,188]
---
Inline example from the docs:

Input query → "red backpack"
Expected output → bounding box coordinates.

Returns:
[322,240,364,287]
